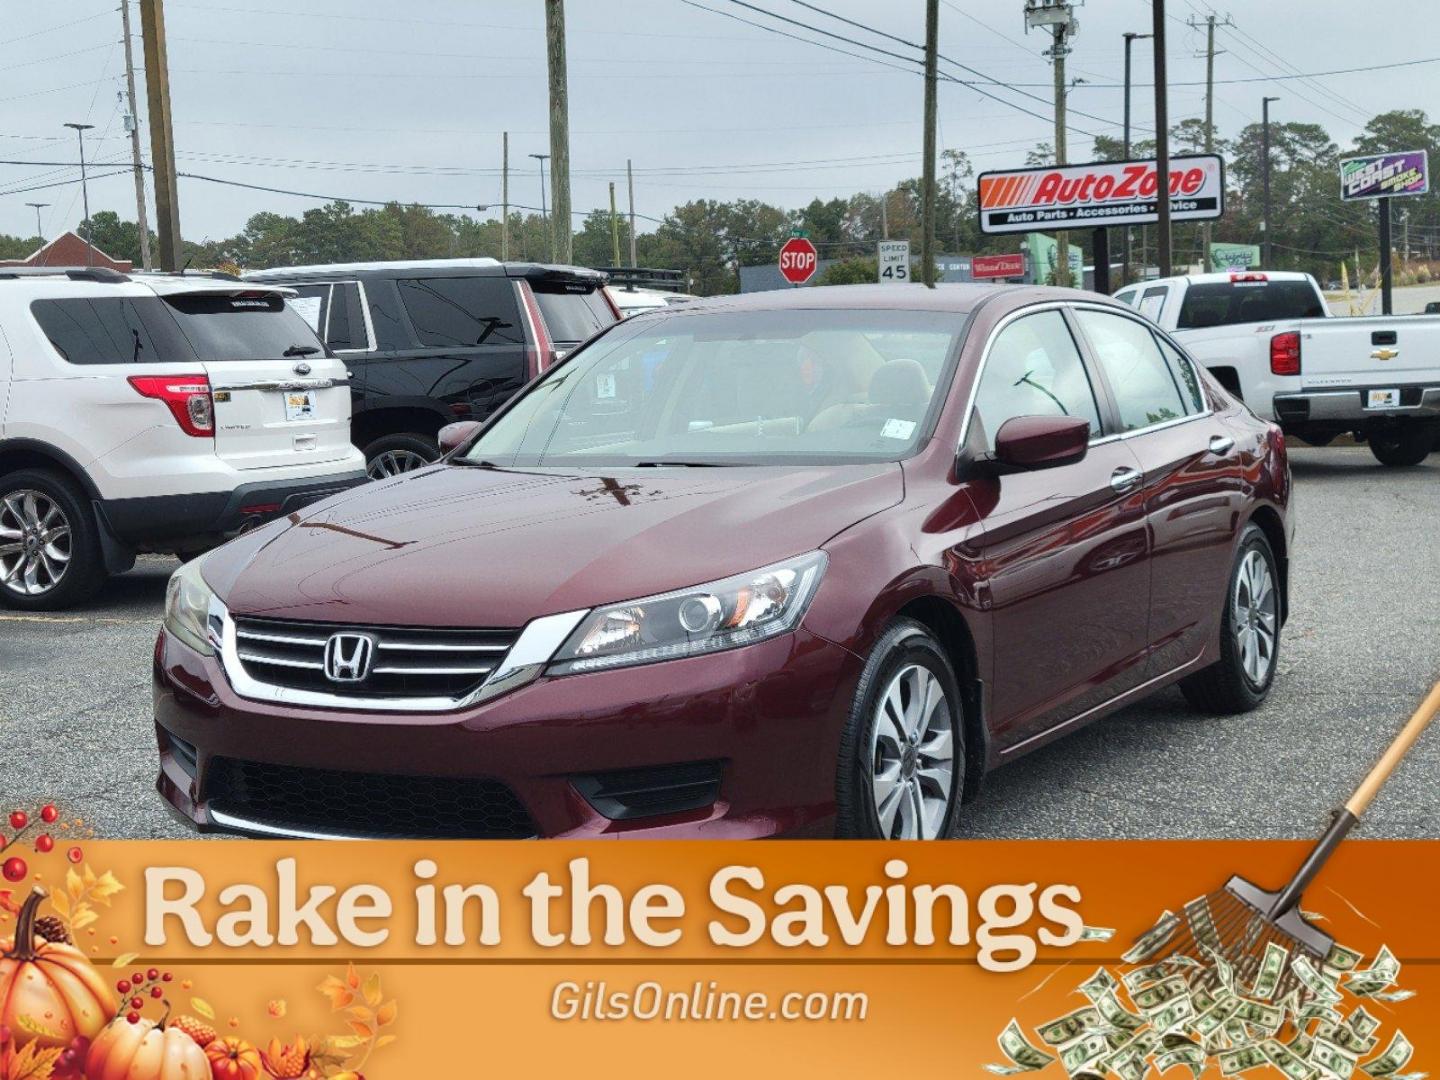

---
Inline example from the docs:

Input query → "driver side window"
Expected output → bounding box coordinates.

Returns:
[972,310,1101,448]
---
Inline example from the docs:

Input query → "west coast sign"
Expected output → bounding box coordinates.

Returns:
[977,155,1225,235]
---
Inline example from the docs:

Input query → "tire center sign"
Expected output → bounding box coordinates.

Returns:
[977,155,1225,235]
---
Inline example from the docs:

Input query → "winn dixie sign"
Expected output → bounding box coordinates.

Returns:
[978,155,1224,235]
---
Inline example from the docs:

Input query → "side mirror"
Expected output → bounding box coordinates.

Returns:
[993,415,1090,470]
[437,420,481,455]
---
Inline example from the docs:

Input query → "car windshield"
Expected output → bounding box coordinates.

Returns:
[461,308,966,467]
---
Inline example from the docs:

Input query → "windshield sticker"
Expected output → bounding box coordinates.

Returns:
[596,373,617,400]
[881,419,916,440]
[288,295,322,331]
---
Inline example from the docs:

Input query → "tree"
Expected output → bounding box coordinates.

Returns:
[818,256,876,285]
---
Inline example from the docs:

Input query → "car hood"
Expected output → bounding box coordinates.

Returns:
[204,463,903,627]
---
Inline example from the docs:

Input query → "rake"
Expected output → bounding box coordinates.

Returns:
[1130,679,1440,1004]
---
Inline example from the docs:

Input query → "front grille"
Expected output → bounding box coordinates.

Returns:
[206,758,536,838]
[232,615,518,701]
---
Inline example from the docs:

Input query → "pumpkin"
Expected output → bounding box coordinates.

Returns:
[86,1012,209,1080]
[0,888,115,1050]
[206,1036,264,1080]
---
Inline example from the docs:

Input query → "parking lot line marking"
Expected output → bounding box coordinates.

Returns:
[0,614,149,625]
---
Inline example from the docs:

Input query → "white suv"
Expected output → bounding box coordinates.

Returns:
[0,267,366,609]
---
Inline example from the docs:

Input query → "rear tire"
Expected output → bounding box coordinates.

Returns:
[0,469,107,611]
[836,619,964,840]
[1368,424,1432,467]
[1180,524,1280,715]
[363,433,440,480]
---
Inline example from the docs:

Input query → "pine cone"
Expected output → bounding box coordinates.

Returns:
[33,914,70,944]
[171,1015,217,1048]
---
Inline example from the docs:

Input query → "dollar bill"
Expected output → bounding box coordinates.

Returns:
[1090,990,1143,1033]
[1252,941,1290,1001]
[1123,911,1180,965]
[1361,1032,1413,1078]
[1123,963,1171,992]
[1186,897,1222,952]
[1319,1021,1379,1058]
[1080,925,1116,942]
[1219,1044,1269,1076]
[1289,1032,1315,1059]
[1349,1007,1382,1039]
[1037,1006,1103,1047]
[1193,997,1242,1039]
[1233,998,1284,1034]
[1365,989,1415,1003]
[1325,943,1365,973]
[1060,1033,1111,1076]
[1293,955,1344,1005]
[1149,995,1196,1034]
[989,1019,1057,1075]
[1263,1038,1320,1080]
[1313,1037,1360,1080]
[1345,946,1400,995]
[1156,1044,1206,1079]
[1132,974,1189,1014]
[1203,944,1237,993]
[1078,967,1119,1003]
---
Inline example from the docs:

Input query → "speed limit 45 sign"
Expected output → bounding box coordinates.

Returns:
[877,240,910,283]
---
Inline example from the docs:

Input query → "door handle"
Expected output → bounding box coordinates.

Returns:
[1110,466,1143,494]
[1208,434,1236,455]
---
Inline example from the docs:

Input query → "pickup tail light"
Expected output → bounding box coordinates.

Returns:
[1269,331,1302,376]
[128,374,215,437]
[517,282,555,380]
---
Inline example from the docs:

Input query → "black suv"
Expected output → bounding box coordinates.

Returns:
[245,259,617,477]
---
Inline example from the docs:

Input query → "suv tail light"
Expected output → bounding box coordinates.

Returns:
[128,374,215,437]
[1269,332,1301,376]
[516,281,555,379]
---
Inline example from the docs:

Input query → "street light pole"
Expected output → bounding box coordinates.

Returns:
[25,203,48,247]
[1122,31,1151,286]
[529,152,550,257]
[1151,1,1172,278]
[64,123,95,267]
[1262,96,1280,270]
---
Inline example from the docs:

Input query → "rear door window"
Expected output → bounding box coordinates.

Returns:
[1176,280,1326,329]
[531,285,614,344]
[325,282,370,352]
[1137,286,1169,322]
[30,297,189,365]
[397,276,522,348]
[163,292,325,361]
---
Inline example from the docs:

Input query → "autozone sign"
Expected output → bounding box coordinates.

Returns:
[977,155,1224,234]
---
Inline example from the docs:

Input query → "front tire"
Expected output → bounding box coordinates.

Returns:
[0,469,107,611]
[1368,424,1432,467]
[836,619,964,840]
[363,433,440,480]
[1180,523,1280,714]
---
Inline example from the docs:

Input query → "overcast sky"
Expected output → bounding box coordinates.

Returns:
[2,0,1436,246]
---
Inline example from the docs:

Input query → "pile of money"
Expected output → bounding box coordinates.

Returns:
[986,909,1421,1080]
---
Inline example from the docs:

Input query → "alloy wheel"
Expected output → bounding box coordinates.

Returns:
[868,663,956,839]
[0,490,72,597]
[367,449,432,480]
[1233,549,1278,686]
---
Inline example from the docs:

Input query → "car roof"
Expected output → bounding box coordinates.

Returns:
[629,282,1087,317]
[0,268,294,299]
[244,258,607,283]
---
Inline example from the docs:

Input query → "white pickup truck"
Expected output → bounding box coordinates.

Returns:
[1115,270,1440,466]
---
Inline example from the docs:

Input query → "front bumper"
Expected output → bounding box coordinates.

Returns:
[1273,384,1440,425]
[100,468,367,548]
[152,622,861,839]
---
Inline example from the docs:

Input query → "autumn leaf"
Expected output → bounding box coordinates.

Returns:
[344,1006,373,1025]
[375,1000,397,1027]
[111,952,138,968]
[14,1014,64,1041]
[323,1035,366,1052]
[82,864,97,890]
[374,1034,398,1050]
[191,998,216,1021]
[90,871,124,906]
[4,1040,63,1080]
[361,972,382,1008]
[70,907,98,932]
[65,869,83,902]
[46,892,67,919]
[317,975,354,1011]
[344,962,360,990]
[346,1021,373,1040]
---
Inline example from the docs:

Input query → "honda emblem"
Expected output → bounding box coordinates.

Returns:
[323,632,375,682]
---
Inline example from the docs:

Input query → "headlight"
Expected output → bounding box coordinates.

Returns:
[164,557,221,656]
[548,552,827,675]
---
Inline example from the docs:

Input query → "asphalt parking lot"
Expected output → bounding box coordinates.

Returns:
[1,445,1437,841]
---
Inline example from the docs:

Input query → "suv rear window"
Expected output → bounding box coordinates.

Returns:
[31,297,184,365]
[1176,280,1325,329]
[163,293,327,361]
[396,276,522,348]
[531,285,614,344]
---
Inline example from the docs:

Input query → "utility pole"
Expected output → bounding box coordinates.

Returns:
[609,182,621,267]
[501,132,509,261]
[119,1,153,270]
[1262,96,1279,270]
[1027,0,1079,287]
[920,0,939,288]
[64,123,95,266]
[1152,0,1172,278]
[880,191,889,240]
[626,159,637,267]
[1188,12,1231,272]
[139,0,182,271]
[530,152,549,254]
[1121,31,1150,285]
[26,203,48,246]
[545,0,572,264]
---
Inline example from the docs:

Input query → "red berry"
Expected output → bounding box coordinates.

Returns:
[35,834,54,853]
[66,846,83,864]
[126,1012,140,1025]
[40,805,58,824]
[8,811,26,831]
[131,972,144,986]
[1,857,26,882]
[150,986,163,999]
[116,980,131,994]
[147,967,159,981]
[130,996,143,1010]
[161,972,173,982]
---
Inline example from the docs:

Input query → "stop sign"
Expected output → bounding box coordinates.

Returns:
[778,236,818,285]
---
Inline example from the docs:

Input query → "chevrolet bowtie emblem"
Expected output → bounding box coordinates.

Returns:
[1372,347,1399,361]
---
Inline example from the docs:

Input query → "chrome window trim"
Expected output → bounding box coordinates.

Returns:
[215,600,588,713]
[338,279,377,355]
[957,300,1214,457]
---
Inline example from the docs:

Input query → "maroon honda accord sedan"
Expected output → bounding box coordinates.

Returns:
[153,283,1292,840]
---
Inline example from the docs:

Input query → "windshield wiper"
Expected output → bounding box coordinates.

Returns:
[450,457,501,469]
[634,460,729,468]
[283,344,321,357]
